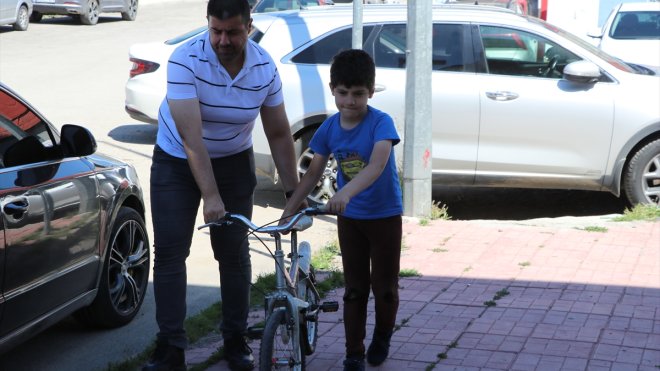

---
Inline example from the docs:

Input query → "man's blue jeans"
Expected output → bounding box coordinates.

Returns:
[150,145,256,349]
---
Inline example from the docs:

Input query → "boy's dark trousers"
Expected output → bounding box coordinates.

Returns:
[337,214,402,357]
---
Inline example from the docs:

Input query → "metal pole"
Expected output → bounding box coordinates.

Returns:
[403,0,433,217]
[352,0,363,49]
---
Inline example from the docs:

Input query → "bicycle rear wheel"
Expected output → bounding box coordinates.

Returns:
[259,308,305,370]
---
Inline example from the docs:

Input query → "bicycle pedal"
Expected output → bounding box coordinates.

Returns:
[320,301,339,312]
[246,326,263,339]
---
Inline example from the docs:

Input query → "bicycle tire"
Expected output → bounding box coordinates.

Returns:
[259,308,305,371]
[298,266,319,355]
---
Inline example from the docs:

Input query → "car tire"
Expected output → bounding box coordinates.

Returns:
[74,207,150,328]
[295,128,337,205]
[623,138,660,206]
[121,0,138,21]
[13,4,29,31]
[79,0,99,25]
[29,11,42,23]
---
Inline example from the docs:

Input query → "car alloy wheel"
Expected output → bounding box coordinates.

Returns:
[80,0,100,25]
[13,5,29,31]
[121,0,138,21]
[75,207,150,327]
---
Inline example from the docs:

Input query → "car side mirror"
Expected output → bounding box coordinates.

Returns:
[586,27,603,39]
[60,124,97,157]
[563,61,601,84]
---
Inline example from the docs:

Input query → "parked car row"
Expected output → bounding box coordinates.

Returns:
[0,0,137,29]
[126,3,660,207]
[587,2,660,73]
[0,82,149,354]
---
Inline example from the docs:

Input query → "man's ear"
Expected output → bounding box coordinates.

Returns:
[329,83,335,95]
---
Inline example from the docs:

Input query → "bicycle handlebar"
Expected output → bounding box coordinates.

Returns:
[197,206,331,233]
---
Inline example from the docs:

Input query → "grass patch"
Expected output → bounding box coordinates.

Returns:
[399,268,421,277]
[518,261,531,267]
[430,200,451,220]
[580,226,608,232]
[419,218,430,226]
[484,300,497,307]
[106,303,223,371]
[613,204,660,222]
[432,248,448,253]
[494,288,510,300]
[311,239,341,271]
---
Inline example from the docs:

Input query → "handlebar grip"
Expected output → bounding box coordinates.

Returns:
[303,205,332,216]
[196,213,231,230]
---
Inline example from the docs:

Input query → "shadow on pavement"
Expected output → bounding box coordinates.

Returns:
[108,124,157,145]
[433,186,629,221]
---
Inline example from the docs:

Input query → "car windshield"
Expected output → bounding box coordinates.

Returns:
[253,0,330,13]
[610,11,660,40]
[531,17,638,73]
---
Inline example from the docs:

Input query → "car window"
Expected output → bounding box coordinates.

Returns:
[610,11,660,39]
[253,0,327,12]
[479,25,580,78]
[290,25,375,64]
[371,23,475,72]
[0,90,56,168]
[373,24,406,68]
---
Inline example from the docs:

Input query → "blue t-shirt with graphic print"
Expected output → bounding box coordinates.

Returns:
[310,106,403,219]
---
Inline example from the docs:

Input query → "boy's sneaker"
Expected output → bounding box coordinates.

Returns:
[343,355,366,371]
[142,340,185,371]
[224,335,255,370]
[366,329,393,366]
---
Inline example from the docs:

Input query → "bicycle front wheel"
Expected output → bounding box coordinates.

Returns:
[259,308,305,370]
[299,266,319,355]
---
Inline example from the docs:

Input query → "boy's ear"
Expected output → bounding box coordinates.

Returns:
[368,87,375,98]
[328,83,335,95]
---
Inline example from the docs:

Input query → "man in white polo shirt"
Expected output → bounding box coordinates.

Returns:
[144,0,300,370]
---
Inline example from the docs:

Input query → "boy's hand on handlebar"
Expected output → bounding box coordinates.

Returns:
[326,192,349,215]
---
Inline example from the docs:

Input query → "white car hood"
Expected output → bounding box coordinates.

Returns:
[600,38,660,70]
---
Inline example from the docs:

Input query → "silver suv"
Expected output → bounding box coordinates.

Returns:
[126,5,660,206]
[245,5,660,206]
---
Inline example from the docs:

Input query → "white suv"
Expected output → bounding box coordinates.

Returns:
[125,4,660,206]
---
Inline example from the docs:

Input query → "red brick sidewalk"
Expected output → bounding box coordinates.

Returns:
[193,218,660,370]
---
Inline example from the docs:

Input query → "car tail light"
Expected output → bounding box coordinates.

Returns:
[130,58,160,78]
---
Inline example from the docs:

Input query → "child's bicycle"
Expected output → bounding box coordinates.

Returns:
[198,207,339,370]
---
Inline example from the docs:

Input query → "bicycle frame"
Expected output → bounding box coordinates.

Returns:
[198,208,326,369]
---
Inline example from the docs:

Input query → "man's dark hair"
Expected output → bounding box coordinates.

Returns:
[207,0,251,24]
[330,49,375,91]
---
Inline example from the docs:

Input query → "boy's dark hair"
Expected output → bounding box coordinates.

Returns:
[330,49,375,91]
[207,0,251,24]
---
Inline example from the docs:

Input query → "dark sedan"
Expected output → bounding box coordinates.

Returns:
[0,83,149,354]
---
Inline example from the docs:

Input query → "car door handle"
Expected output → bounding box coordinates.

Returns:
[3,199,29,217]
[485,91,519,101]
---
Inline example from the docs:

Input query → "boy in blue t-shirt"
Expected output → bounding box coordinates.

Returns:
[282,49,403,371]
